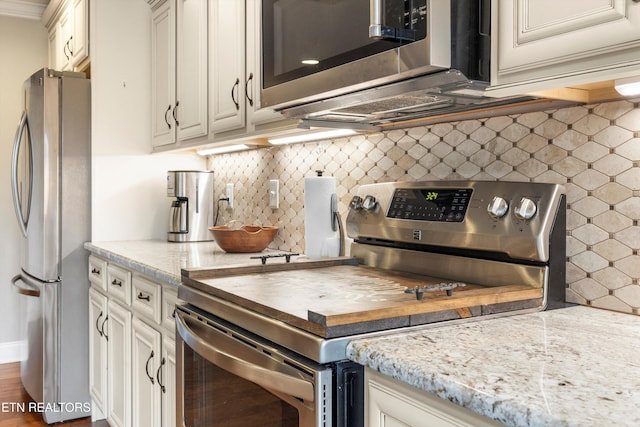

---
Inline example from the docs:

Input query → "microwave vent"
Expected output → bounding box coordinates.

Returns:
[334,95,448,116]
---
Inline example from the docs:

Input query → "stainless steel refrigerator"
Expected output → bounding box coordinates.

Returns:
[10,68,91,423]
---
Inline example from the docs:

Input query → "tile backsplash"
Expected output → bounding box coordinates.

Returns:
[208,98,640,316]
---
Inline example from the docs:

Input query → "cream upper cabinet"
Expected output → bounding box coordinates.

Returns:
[245,0,283,128]
[489,0,640,96]
[43,0,89,72]
[150,0,208,149]
[210,0,283,138]
[210,0,246,134]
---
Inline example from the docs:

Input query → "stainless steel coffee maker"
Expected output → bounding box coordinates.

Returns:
[167,170,214,242]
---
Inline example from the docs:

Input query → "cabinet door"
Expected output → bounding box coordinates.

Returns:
[210,0,246,133]
[132,318,162,427]
[107,300,132,427]
[366,369,501,427]
[176,0,208,142]
[245,0,283,127]
[161,336,176,427]
[151,0,176,148]
[48,27,59,70]
[492,0,640,91]
[88,288,108,421]
[57,7,72,71]
[70,0,89,68]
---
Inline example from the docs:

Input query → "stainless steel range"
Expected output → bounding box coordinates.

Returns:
[175,180,566,427]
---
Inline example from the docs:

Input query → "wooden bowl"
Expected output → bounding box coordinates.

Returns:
[209,225,278,253]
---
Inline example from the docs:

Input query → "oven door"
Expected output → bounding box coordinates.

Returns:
[176,305,346,426]
[261,0,442,109]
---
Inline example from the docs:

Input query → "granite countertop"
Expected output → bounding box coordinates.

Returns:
[84,239,289,286]
[347,305,640,427]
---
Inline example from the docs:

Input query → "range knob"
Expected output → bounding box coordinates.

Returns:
[514,197,537,221]
[487,196,509,219]
[362,195,378,211]
[349,195,363,210]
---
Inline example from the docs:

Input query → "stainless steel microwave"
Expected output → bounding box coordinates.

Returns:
[260,0,501,126]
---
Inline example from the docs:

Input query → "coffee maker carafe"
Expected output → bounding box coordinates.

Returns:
[167,170,214,242]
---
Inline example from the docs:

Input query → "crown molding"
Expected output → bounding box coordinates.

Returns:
[0,0,47,20]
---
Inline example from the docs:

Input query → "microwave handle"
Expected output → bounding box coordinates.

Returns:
[175,309,315,403]
[369,0,416,41]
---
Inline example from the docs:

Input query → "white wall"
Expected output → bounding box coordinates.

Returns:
[90,0,205,241]
[0,15,48,360]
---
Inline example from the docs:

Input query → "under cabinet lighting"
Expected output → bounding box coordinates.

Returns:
[197,144,251,156]
[268,129,358,145]
[614,76,640,96]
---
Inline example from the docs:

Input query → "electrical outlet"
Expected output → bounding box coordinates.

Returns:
[226,183,234,209]
[269,179,279,208]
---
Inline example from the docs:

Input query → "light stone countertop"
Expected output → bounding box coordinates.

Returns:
[347,305,640,427]
[84,239,288,286]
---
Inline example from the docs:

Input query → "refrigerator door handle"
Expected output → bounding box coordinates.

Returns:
[11,111,33,238]
[11,274,41,298]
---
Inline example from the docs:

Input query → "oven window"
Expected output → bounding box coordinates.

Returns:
[183,345,299,426]
[262,0,427,89]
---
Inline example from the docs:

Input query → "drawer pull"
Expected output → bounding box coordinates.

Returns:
[111,279,122,287]
[101,315,109,341]
[156,357,166,394]
[91,268,101,275]
[95,311,104,336]
[145,351,155,384]
[137,292,151,302]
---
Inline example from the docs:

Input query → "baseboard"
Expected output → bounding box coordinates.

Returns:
[0,340,26,364]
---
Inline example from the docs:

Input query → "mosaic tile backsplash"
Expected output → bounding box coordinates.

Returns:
[208,98,640,316]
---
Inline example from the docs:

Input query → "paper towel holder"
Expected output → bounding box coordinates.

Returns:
[331,193,346,256]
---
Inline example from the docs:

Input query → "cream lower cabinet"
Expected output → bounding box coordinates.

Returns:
[108,299,133,427]
[88,255,177,427]
[132,318,162,427]
[365,368,502,427]
[489,0,640,97]
[88,287,108,421]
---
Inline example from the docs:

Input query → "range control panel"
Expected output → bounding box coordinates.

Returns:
[387,188,472,222]
[346,180,566,262]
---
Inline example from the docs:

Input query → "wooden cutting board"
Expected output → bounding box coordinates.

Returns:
[183,264,543,338]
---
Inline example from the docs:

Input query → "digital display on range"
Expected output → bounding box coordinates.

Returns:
[387,188,473,222]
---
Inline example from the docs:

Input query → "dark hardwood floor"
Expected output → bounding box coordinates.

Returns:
[0,363,109,427]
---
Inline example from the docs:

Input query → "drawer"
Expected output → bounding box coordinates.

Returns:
[162,285,182,337]
[107,264,132,305]
[88,255,107,292]
[132,275,162,325]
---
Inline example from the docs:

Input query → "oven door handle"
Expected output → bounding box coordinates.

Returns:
[176,310,315,402]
